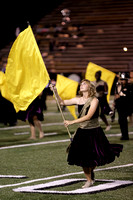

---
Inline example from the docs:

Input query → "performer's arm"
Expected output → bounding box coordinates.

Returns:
[49,84,79,106]
[64,98,99,126]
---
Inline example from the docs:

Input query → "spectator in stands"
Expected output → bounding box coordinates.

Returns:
[49,39,55,52]
[93,71,113,131]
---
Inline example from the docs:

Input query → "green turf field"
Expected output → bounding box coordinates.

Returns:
[0,97,133,200]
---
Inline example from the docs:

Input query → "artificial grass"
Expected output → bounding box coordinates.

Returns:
[0,98,133,200]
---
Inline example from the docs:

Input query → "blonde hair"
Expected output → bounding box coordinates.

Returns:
[79,79,96,97]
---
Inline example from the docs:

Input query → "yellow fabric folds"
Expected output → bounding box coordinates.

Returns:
[85,62,116,101]
[56,74,79,119]
[1,26,50,112]
[0,71,5,88]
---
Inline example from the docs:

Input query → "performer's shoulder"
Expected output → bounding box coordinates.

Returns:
[92,97,99,104]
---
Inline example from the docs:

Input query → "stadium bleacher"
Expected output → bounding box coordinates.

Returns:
[0,0,133,74]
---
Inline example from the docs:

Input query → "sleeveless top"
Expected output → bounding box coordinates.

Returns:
[78,97,100,129]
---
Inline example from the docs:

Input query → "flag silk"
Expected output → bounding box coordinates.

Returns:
[0,71,5,91]
[85,62,116,102]
[1,25,50,112]
[56,74,79,119]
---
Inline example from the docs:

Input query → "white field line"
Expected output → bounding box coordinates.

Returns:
[107,132,133,137]
[0,118,120,131]
[0,139,70,150]
[0,115,124,131]
[14,132,57,136]
[0,132,133,150]
[0,163,132,189]
[0,175,27,178]
[14,132,30,135]
[0,122,64,131]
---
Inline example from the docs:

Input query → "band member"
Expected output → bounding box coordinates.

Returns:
[114,73,132,140]
[50,79,123,188]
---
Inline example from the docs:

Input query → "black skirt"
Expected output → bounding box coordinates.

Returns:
[17,97,44,126]
[67,127,123,167]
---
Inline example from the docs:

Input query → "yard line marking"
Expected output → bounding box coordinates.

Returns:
[41,132,57,136]
[14,132,57,136]
[0,116,121,131]
[44,112,71,116]
[0,132,133,150]
[0,175,27,179]
[0,139,69,150]
[14,132,29,135]
[107,132,133,137]
[0,118,120,131]
[0,163,132,189]
[13,178,133,194]
[0,122,64,131]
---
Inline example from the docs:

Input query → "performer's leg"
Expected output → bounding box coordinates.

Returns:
[99,96,111,131]
[29,123,36,139]
[119,114,129,140]
[33,116,44,139]
[82,167,95,188]
[83,167,91,181]
[116,101,129,140]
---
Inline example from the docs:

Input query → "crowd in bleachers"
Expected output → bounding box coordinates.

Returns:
[1,0,133,74]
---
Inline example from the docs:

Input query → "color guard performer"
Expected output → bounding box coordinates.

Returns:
[50,79,123,188]
[93,71,113,131]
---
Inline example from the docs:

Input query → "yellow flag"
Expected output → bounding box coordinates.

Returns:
[0,71,6,90]
[1,25,50,112]
[56,74,78,119]
[85,62,116,101]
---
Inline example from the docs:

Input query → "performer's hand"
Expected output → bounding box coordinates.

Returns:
[64,120,73,127]
[49,83,57,92]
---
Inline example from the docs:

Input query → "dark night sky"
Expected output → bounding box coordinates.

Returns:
[0,0,63,49]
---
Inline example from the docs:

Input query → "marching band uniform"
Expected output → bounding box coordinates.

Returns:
[115,73,132,140]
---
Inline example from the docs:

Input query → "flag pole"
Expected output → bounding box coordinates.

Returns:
[51,84,72,141]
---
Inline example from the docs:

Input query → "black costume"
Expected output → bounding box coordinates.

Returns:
[67,97,123,167]
[17,96,44,126]
[115,81,132,140]
[0,93,17,126]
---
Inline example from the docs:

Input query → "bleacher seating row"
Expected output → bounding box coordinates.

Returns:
[0,0,133,74]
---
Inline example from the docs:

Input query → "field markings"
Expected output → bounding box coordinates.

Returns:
[13,178,133,194]
[14,132,57,136]
[0,175,27,179]
[0,117,120,131]
[0,163,132,189]
[0,132,133,150]
[0,122,64,131]
[0,139,69,150]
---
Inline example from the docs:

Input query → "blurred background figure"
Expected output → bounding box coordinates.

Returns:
[0,93,17,126]
[17,93,44,140]
[93,71,113,131]
[0,62,17,126]
[114,72,132,140]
